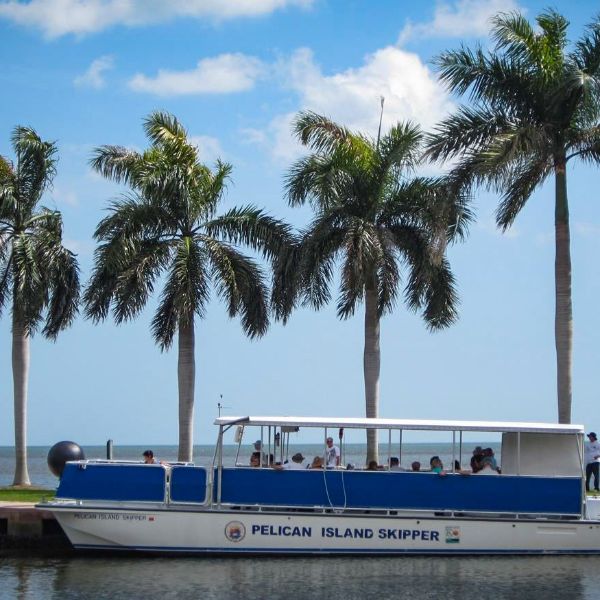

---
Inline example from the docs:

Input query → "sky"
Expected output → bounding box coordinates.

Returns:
[1,0,600,450]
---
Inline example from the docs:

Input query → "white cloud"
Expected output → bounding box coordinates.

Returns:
[129,53,266,96]
[254,47,454,162]
[74,55,114,89]
[398,0,523,45]
[189,135,225,163]
[49,185,78,208]
[0,0,313,38]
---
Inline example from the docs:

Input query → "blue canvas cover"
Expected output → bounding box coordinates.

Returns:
[57,463,166,502]
[215,468,582,515]
[169,466,207,503]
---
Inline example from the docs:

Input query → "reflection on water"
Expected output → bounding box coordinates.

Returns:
[2,555,600,600]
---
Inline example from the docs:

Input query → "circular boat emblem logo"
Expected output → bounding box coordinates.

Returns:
[224,521,246,542]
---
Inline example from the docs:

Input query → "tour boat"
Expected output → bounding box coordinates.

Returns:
[38,416,600,555]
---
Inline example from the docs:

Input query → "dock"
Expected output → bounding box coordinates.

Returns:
[0,502,71,554]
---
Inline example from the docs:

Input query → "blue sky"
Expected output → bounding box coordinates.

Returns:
[1,0,600,448]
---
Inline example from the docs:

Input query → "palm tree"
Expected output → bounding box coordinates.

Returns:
[276,112,470,462]
[426,10,600,423]
[0,126,80,486]
[86,111,291,462]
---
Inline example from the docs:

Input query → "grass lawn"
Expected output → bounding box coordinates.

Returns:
[0,487,55,503]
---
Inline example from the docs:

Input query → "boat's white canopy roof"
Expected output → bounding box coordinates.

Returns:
[214,416,584,435]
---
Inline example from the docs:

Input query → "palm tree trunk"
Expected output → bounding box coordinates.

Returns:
[364,286,380,464]
[12,314,31,486]
[554,156,572,424]
[177,318,195,462]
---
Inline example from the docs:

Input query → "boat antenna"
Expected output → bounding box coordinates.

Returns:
[376,96,385,150]
[217,394,231,417]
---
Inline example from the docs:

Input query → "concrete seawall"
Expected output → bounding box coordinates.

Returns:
[0,502,72,555]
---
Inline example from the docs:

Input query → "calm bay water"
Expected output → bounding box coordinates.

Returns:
[2,555,600,600]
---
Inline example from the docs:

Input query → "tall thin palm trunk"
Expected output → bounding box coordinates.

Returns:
[12,314,31,486]
[554,156,572,424]
[364,287,380,463]
[177,318,195,462]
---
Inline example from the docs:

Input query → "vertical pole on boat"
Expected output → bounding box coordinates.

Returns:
[260,426,264,467]
[267,427,272,466]
[399,430,403,466]
[324,428,328,466]
[459,432,463,468]
[576,432,586,518]
[388,429,392,469]
[516,432,521,476]
[234,426,243,466]
[451,431,456,473]
[217,425,224,506]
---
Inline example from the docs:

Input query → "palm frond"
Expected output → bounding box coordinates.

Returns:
[204,205,293,262]
[204,238,269,338]
[496,158,551,230]
[376,121,422,178]
[89,146,143,186]
[337,222,381,319]
[42,246,80,339]
[293,111,353,154]
[151,237,209,349]
[143,111,188,148]
[425,106,513,163]
[11,126,57,214]
[111,239,174,324]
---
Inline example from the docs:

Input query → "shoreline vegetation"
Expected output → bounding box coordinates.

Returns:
[0,488,55,502]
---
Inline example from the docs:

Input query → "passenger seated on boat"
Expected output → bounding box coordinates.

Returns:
[411,461,421,471]
[483,447,499,470]
[470,447,484,473]
[310,456,324,469]
[429,456,446,475]
[250,452,261,467]
[388,457,402,470]
[283,452,307,470]
[367,460,380,471]
[473,457,499,475]
[142,450,157,464]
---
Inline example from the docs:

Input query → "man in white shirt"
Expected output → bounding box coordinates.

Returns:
[325,437,340,468]
[585,432,600,492]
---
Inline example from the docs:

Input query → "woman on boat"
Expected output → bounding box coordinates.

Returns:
[430,456,445,475]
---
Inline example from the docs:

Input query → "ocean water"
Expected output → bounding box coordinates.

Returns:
[0,442,500,489]
[2,555,600,600]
